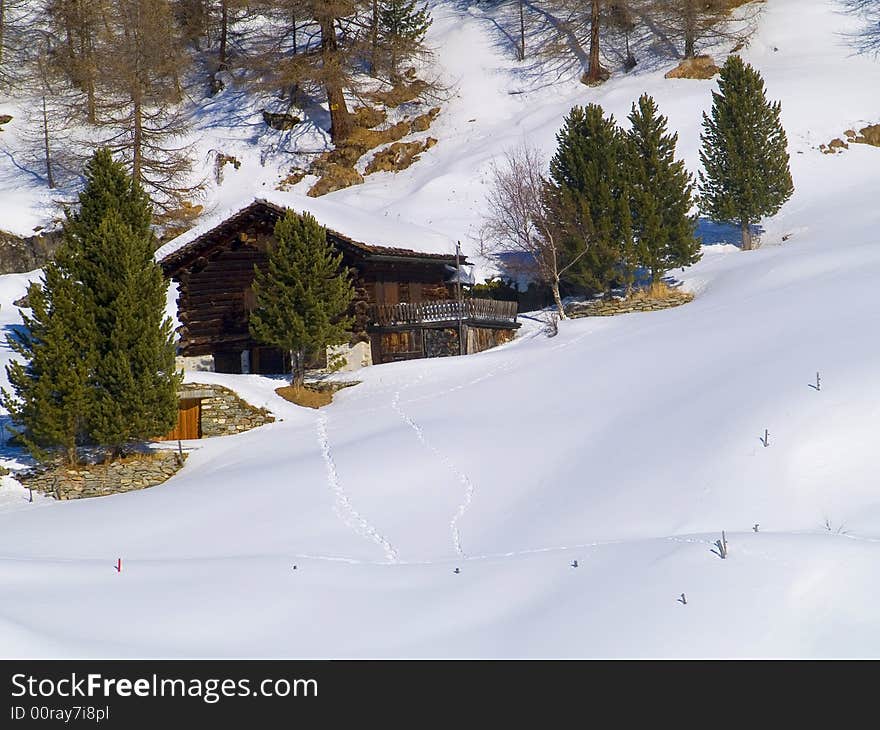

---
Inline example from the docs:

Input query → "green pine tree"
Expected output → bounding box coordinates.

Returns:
[86,211,180,451]
[547,103,631,296]
[626,94,701,280]
[1,263,95,466]
[377,0,432,81]
[67,149,179,455]
[249,212,355,388]
[698,56,794,250]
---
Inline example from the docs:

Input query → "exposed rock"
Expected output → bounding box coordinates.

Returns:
[262,110,301,130]
[410,107,440,133]
[276,168,308,192]
[213,152,241,185]
[307,164,364,197]
[365,138,437,175]
[0,228,62,274]
[664,55,720,80]
[0,114,11,129]
[13,293,30,308]
[852,124,880,147]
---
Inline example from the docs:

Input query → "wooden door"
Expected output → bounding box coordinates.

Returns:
[375,280,400,306]
[162,399,201,441]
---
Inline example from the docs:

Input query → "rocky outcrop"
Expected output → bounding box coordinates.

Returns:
[365,138,437,174]
[262,110,301,130]
[0,229,62,274]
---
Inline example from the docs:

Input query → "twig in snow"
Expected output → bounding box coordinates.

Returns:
[808,372,821,391]
[678,593,687,605]
[570,559,578,568]
[753,523,759,533]
[453,567,460,574]
[711,531,728,559]
[760,429,770,447]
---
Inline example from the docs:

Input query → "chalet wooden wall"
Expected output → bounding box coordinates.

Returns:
[169,214,458,373]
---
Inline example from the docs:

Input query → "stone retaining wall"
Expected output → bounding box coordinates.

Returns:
[20,451,187,500]
[566,290,694,318]
[191,383,275,437]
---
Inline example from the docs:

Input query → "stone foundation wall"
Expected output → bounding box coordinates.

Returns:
[192,383,275,437]
[566,291,694,318]
[20,452,187,500]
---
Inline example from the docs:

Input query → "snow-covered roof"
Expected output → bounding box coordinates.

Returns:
[155,192,460,266]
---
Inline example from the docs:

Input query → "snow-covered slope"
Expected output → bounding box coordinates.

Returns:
[1,0,880,657]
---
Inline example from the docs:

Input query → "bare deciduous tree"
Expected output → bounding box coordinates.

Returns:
[96,0,201,211]
[480,144,588,318]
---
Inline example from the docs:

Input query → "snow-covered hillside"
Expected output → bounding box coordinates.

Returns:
[1,0,880,657]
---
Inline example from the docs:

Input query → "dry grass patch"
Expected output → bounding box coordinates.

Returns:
[351,106,388,129]
[367,79,428,108]
[275,385,333,409]
[630,281,680,301]
[665,55,720,80]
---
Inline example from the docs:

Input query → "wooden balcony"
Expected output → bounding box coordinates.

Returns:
[369,298,519,329]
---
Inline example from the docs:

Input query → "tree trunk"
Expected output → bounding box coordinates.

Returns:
[290,350,305,388]
[740,220,753,251]
[318,13,352,143]
[519,0,526,61]
[551,278,566,319]
[371,0,379,75]
[132,91,143,183]
[42,95,55,189]
[584,0,604,83]
[0,0,5,66]
[219,0,228,70]
[684,1,696,58]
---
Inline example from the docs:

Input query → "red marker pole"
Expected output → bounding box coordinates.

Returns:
[116,558,122,573]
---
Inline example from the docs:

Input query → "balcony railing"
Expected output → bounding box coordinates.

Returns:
[370,298,518,327]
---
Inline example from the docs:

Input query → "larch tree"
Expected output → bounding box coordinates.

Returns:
[644,0,760,59]
[249,0,365,143]
[626,93,700,279]
[0,0,29,88]
[698,56,793,250]
[249,212,354,387]
[98,0,199,213]
[44,0,109,124]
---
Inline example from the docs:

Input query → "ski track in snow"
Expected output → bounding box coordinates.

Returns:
[391,374,477,558]
[315,412,400,563]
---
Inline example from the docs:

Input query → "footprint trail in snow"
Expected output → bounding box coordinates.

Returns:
[316,412,400,563]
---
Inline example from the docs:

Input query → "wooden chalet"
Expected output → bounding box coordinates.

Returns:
[159,199,519,373]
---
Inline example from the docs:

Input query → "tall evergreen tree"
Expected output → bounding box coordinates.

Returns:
[626,93,700,280]
[376,0,432,81]
[3,149,179,463]
[249,212,355,387]
[65,149,179,455]
[547,103,630,295]
[2,263,95,466]
[698,55,794,250]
